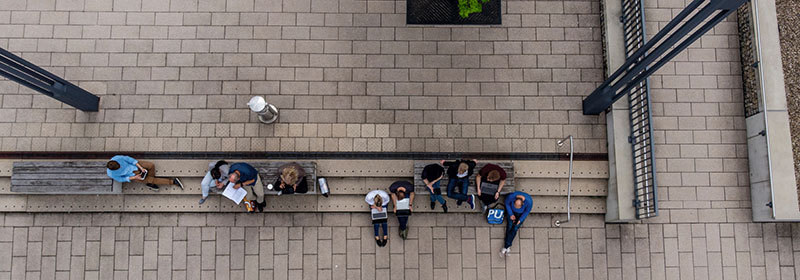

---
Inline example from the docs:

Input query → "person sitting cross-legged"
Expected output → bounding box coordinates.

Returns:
[106,155,183,192]
[443,159,477,210]
[499,191,533,258]
[475,163,507,212]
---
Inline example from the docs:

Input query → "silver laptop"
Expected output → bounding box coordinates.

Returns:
[371,208,388,220]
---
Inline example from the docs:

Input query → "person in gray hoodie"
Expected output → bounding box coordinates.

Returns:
[199,160,230,205]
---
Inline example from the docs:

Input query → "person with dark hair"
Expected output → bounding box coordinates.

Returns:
[388,180,415,239]
[272,162,308,195]
[421,163,447,213]
[106,155,183,192]
[199,160,230,205]
[475,163,507,212]
[228,162,264,212]
[442,159,477,210]
[499,191,533,258]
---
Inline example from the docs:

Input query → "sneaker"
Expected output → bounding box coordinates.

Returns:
[277,190,282,196]
[442,204,448,213]
[146,183,160,192]
[430,201,435,210]
[173,178,184,190]
[467,195,475,210]
[256,201,265,212]
[198,197,207,205]
[376,238,382,246]
[482,205,488,213]
[500,248,509,258]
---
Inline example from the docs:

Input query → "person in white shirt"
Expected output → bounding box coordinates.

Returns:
[366,190,390,247]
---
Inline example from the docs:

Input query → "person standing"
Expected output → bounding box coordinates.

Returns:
[106,155,183,192]
[475,163,507,212]
[228,162,264,212]
[388,180,415,239]
[366,189,391,247]
[443,159,477,210]
[199,160,230,205]
[500,191,533,257]
[421,163,447,212]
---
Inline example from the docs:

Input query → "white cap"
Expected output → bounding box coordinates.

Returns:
[247,96,267,113]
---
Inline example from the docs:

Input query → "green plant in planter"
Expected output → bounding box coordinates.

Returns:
[458,0,490,18]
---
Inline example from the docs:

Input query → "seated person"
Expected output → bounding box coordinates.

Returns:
[500,191,533,258]
[199,160,230,205]
[475,163,507,211]
[388,180,415,239]
[443,159,477,210]
[273,162,308,195]
[422,163,447,212]
[366,189,390,247]
[106,155,183,192]
[228,162,264,212]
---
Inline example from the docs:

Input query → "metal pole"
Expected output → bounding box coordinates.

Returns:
[554,135,573,227]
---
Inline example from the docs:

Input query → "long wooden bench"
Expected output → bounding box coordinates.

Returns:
[11,161,122,194]
[252,161,317,195]
[413,161,515,195]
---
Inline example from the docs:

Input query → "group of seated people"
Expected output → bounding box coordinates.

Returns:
[422,159,508,212]
[365,159,531,257]
[105,155,309,213]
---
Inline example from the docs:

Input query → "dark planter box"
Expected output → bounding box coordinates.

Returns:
[407,0,501,25]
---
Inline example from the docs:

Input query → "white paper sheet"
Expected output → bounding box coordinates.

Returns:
[222,184,248,205]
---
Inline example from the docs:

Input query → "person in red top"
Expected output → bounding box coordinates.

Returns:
[475,163,507,212]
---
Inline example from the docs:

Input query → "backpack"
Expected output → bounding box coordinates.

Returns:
[487,204,505,225]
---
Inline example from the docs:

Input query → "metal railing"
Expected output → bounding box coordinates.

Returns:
[621,0,658,219]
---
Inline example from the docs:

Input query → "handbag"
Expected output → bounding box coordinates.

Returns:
[487,203,505,225]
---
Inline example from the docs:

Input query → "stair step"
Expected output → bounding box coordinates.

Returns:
[4,193,605,214]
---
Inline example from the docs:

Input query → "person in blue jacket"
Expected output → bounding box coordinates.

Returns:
[500,191,532,257]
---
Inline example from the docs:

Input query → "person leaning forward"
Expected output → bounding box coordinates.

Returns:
[106,155,184,192]
[388,180,415,239]
[228,162,265,213]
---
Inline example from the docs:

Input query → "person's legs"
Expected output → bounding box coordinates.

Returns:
[200,172,213,198]
[479,193,497,206]
[398,216,408,231]
[252,183,265,203]
[139,161,174,185]
[446,178,458,199]
[373,224,380,237]
[447,178,469,202]
[381,222,388,237]
[459,178,469,196]
[504,220,521,249]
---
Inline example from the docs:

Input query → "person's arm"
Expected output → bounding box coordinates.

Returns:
[505,197,515,219]
[242,178,256,186]
[409,192,415,206]
[431,175,442,184]
[518,199,532,224]
[475,174,482,195]
[390,193,398,212]
[496,179,506,199]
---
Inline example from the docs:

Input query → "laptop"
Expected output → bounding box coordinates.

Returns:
[371,207,388,220]
[396,198,411,216]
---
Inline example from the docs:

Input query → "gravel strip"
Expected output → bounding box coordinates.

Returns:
[776,0,800,190]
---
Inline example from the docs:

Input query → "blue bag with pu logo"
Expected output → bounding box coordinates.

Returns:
[487,203,505,225]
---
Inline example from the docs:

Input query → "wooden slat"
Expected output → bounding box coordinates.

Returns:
[11,161,118,194]
[252,161,318,194]
[413,161,516,195]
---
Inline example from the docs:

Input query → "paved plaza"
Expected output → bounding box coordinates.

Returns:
[0,0,797,279]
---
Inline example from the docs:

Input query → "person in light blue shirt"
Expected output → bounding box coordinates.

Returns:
[500,191,533,257]
[106,155,183,192]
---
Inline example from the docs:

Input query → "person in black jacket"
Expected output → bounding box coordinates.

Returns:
[421,163,447,212]
[442,159,477,210]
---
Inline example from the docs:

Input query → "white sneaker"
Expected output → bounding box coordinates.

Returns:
[277,190,282,196]
[499,248,509,258]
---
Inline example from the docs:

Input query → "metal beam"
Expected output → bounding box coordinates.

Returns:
[582,0,748,115]
[0,47,99,112]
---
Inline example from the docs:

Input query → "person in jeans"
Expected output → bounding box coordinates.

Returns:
[366,189,390,247]
[106,155,183,192]
[388,180,415,239]
[475,163,507,212]
[199,160,230,205]
[421,163,447,212]
[443,159,477,210]
[500,191,533,257]
[272,162,308,195]
[228,162,264,213]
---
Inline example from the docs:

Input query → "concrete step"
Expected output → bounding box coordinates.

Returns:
[2,193,605,214]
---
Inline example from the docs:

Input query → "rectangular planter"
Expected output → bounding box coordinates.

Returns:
[407,0,501,25]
